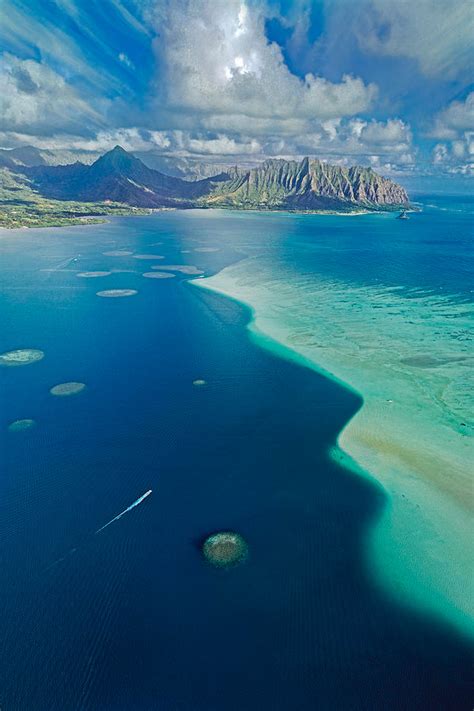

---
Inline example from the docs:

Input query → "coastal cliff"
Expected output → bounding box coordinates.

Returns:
[201,157,408,209]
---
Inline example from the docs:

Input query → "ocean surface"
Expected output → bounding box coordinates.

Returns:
[0,200,472,710]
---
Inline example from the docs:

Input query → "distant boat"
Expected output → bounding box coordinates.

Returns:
[397,210,409,220]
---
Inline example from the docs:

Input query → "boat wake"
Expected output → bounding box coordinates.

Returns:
[44,490,152,572]
[95,490,152,534]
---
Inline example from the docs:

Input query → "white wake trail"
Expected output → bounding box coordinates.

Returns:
[95,489,152,534]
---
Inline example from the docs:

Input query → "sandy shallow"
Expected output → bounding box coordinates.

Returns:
[196,260,474,636]
[96,289,138,298]
[153,264,204,275]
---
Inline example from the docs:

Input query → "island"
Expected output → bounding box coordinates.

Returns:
[0,146,409,229]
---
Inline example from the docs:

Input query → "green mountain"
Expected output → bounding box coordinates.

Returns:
[8,146,409,213]
[0,166,150,229]
[23,146,195,207]
[202,158,409,209]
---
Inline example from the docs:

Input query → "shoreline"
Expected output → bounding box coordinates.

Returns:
[0,204,409,231]
[193,262,474,638]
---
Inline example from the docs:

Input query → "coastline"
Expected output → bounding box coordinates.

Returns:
[193,260,474,637]
[0,204,407,230]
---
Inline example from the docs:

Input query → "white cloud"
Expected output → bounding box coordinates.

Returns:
[0,126,261,160]
[154,0,376,133]
[430,93,474,175]
[431,92,474,140]
[358,118,411,146]
[0,53,101,133]
[355,0,473,79]
[141,1,417,172]
[118,52,134,69]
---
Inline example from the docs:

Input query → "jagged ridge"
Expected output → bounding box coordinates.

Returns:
[202,158,408,209]
[7,146,409,211]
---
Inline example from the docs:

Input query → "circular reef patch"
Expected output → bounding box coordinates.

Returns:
[8,419,36,432]
[0,349,44,367]
[202,532,248,568]
[96,289,138,298]
[50,382,86,396]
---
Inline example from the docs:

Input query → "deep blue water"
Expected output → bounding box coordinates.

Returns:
[0,204,472,710]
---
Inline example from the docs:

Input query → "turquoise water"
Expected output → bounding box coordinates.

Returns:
[202,196,474,634]
[0,204,472,709]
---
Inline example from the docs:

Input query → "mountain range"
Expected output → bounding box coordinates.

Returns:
[0,145,409,212]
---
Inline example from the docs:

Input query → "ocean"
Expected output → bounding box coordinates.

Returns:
[0,200,472,709]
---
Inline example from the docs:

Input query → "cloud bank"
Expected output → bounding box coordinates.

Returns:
[0,0,472,180]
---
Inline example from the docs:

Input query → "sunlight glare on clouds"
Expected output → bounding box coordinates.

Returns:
[0,0,471,181]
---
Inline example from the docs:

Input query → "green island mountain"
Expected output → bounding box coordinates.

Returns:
[0,145,409,227]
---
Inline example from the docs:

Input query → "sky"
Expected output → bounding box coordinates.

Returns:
[0,0,473,187]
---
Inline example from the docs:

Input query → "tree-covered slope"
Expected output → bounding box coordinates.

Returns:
[5,147,409,213]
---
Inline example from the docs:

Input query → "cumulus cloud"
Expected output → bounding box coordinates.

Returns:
[431,92,474,140]
[0,126,262,160]
[154,0,376,132]
[262,117,415,174]
[430,93,474,175]
[1,0,468,179]
[0,53,101,134]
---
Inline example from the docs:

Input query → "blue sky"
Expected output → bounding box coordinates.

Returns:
[0,0,473,185]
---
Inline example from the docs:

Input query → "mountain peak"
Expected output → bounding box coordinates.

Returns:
[110,145,128,155]
[18,147,408,210]
[91,145,138,173]
[101,145,132,162]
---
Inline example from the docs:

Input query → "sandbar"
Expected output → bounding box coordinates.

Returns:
[197,259,474,635]
[152,265,204,275]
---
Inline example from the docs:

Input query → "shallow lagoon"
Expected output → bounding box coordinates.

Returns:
[202,252,473,632]
[0,205,472,709]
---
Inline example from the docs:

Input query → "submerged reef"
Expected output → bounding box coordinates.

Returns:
[202,532,248,568]
[96,289,138,298]
[0,349,44,367]
[152,265,204,275]
[142,272,175,279]
[50,382,86,396]
[102,250,133,256]
[193,379,207,386]
[8,419,36,432]
[76,271,112,278]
